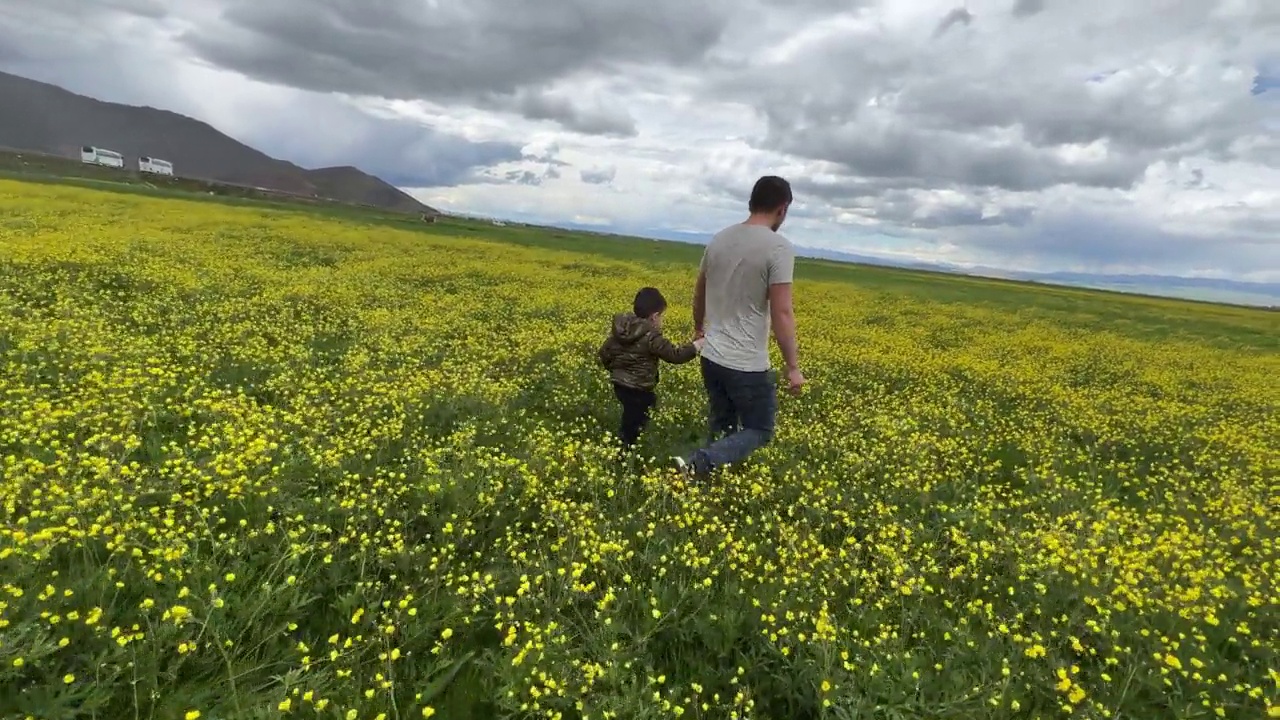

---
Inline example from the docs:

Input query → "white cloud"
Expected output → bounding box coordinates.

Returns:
[0,0,1276,282]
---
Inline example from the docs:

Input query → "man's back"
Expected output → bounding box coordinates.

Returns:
[699,223,794,373]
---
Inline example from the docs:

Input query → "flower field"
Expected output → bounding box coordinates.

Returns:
[0,177,1277,720]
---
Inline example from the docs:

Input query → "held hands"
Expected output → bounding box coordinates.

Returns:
[692,337,706,354]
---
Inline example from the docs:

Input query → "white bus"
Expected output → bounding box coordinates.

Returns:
[80,146,124,168]
[138,156,174,176]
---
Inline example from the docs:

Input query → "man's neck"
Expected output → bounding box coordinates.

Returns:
[742,213,775,228]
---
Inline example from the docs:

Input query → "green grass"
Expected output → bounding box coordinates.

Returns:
[2,158,1276,352]
[450,228,1279,350]
[1,177,1276,720]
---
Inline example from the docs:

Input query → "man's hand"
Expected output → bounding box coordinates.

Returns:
[785,366,806,396]
[693,338,706,353]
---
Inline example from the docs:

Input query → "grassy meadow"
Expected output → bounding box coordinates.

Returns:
[0,177,1277,720]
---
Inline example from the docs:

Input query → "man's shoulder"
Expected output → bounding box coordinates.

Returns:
[759,225,792,247]
[707,224,741,246]
[708,223,790,249]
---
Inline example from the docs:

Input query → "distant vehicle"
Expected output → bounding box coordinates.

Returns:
[138,156,174,176]
[80,146,124,168]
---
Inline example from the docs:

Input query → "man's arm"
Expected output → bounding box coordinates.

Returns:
[767,240,798,370]
[768,282,799,371]
[693,262,707,338]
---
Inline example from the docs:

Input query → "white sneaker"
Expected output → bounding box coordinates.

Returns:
[670,455,691,477]
[671,455,706,484]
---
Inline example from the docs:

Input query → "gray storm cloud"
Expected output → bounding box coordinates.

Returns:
[0,0,1276,279]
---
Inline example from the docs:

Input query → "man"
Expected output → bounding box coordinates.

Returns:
[675,175,806,480]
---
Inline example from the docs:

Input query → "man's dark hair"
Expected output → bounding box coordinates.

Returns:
[633,287,667,318]
[748,175,793,213]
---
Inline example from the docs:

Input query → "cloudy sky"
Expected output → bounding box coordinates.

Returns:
[1,0,1277,281]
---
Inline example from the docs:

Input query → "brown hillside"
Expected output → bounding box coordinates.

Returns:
[0,70,436,214]
[308,166,431,215]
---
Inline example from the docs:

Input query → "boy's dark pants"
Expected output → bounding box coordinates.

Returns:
[612,382,656,449]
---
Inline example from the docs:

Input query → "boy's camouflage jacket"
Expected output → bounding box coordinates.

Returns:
[598,312,697,391]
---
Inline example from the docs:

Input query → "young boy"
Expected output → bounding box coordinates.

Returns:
[598,287,704,453]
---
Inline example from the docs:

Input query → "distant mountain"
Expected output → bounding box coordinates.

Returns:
[803,247,1280,307]
[0,70,435,215]
[306,166,431,214]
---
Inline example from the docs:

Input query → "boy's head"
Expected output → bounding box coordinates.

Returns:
[633,287,667,326]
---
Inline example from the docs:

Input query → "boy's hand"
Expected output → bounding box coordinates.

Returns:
[693,338,706,353]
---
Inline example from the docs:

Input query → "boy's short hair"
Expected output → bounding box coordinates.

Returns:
[633,287,667,318]
[748,175,792,213]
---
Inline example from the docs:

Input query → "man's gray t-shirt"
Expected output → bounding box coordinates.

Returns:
[698,223,795,373]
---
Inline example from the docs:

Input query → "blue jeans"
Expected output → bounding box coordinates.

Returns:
[685,356,777,474]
